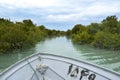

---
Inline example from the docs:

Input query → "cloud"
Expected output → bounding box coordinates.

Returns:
[42,0,120,22]
[0,0,120,30]
[0,0,59,8]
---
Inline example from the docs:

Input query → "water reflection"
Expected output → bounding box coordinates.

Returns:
[0,47,36,72]
[0,37,120,73]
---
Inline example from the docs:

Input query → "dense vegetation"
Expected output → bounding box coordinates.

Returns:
[66,16,120,50]
[0,18,65,53]
[1,15,120,52]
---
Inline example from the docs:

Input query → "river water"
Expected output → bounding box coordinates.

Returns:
[0,37,120,73]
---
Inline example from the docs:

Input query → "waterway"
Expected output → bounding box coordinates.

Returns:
[0,37,120,73]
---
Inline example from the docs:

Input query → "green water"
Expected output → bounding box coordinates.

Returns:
[0,37,120,73]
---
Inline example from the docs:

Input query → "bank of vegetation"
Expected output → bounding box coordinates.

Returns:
[66,16,120,50]
[1,16,120,52]
[0,18,65,53]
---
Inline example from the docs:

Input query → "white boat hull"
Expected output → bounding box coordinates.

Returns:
[0,53,120,80]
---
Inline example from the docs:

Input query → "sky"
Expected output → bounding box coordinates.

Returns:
[0,0,120,31]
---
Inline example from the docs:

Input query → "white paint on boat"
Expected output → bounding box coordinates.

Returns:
[0,53,120,80]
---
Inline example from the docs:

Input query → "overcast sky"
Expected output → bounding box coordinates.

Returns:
[0,0,120,30]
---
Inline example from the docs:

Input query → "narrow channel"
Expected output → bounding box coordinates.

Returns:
[0,37,120,73]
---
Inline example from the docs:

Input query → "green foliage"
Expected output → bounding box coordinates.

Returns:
[102,15,118,33]
[92,31,120,50]
[72,31,91,44]
[45,29,65,37]
[1,28,26,43]
[66,29,72,37]
[71,24,91,44]
[72,24,86,34]
[23,19,35,27]
[87,23,101,34]
[69,15,120,50]
[0,42,10,52]
[0,18,64,53]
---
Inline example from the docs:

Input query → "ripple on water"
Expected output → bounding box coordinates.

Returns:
[0,37,120,73]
